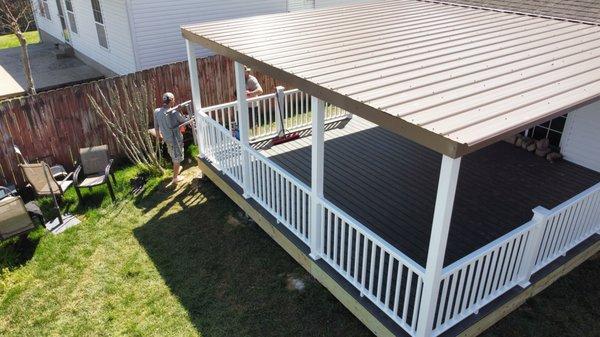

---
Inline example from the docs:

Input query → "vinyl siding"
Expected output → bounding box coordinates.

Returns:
[560,100,600,173]
[130,0,288,70]
[67,0,136,74]
[32,0,69,42]
[32,0,136,75]
[288,0,314,11]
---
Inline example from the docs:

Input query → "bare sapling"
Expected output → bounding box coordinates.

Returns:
[88,78,164,174]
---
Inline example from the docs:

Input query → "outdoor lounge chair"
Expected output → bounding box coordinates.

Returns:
[74,145,116,203]
[0,191,37,240]
[14,145,68,179]
[20,162,80,233]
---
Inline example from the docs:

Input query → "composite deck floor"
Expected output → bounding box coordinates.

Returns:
[258,116,600,267]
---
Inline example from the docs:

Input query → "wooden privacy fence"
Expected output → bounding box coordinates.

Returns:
[0,55,284,187]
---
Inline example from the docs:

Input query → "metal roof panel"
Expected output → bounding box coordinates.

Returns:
[182,0,600,157]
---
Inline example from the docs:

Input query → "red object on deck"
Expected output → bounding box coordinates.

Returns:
[272,132,300,145]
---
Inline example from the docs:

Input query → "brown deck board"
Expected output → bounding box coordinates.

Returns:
[260,116,600,266]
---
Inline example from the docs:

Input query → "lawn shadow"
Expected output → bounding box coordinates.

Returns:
[133,177,370,337]
[0,227,44,272]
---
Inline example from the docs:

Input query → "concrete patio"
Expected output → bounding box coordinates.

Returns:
[0,42,103,99]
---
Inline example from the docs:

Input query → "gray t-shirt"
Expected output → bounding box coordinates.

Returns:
[246,75,262,92]
[153,106,188,145]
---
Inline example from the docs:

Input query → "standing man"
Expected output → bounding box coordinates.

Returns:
[244,66,263,128]
[244,66,263,98]
[154,92,188,186]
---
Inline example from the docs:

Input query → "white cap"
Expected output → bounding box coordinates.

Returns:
[162,92,175,103]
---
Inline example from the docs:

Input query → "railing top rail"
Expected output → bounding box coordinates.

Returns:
[247,92,276,103]
[441,219,536,275]
[245,146,312,195]
[201,101,237,112]
[545,181,600,214]
[320,197,426,276]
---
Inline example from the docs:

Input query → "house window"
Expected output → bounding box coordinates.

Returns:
[528,115,568,147]
[91,0,108,49]
[64,0,77,34]
[39,0,51,19]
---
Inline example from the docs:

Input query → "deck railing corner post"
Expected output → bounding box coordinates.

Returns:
[274,86,285,137]
[234,62,252,198]
[185,39,205,158]
[309,198,323,260]
[518,206,550,288]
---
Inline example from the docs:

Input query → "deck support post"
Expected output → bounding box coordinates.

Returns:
[416,155,461,337]
[309,96,325,260]
[234,62,252,199]
[274,86,285,137]
[185,39,204,157]
[518,206,550,288]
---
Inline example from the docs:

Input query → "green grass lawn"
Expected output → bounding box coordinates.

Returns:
[0,163,598,336]
[0,31,40,50]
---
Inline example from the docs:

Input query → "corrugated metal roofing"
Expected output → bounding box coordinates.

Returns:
[182,0,600,157]
[445,0,600,25]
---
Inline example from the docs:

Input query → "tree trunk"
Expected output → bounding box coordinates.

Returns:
[15,30,36,95]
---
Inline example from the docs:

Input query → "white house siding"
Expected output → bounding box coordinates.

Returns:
[66,0,136,74]
[288,0,315,11]
[32,0,136,75]
[32,0,68,42]
[560,100,600,173]
[315,0,373,8]
[130,0,288,70]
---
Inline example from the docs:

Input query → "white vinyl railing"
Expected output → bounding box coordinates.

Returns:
[320,200,425,334]
[532,184,600,273]
[247,148,311,244]
[197,110,424,336]
[199,115,244,186]
[202,88,351,142]
[432,182,600,336]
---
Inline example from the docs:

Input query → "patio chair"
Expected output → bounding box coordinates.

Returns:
[20,162,80,233]
[13,145,68,179]
[0,192,36,240]
[73,145,116,203]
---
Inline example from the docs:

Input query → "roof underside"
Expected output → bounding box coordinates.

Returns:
[182,0,600,157]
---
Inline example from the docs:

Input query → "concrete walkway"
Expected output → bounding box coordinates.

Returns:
[0,42,103,99]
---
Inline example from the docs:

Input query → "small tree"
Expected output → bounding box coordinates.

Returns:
[0,0,36,95]
[88,78,164,174]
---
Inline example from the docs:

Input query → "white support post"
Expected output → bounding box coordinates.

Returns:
[518,206,550,288]
[274,86,285,137]
[309,96,325,260]
[416,155,461,337]
[234,62,252,198]
[185,39,204,157]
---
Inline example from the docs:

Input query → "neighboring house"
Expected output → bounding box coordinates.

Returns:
[181,1,600,337]
[31,0,373,76]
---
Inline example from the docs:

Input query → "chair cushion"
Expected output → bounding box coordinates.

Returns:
[77,174,106,188]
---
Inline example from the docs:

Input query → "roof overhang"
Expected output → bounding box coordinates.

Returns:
[182,0,600,158]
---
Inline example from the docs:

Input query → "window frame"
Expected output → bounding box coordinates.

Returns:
[527,114,568,148]
[90,0,109,50]
[64,0,78,34]
[39,0,51,20]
